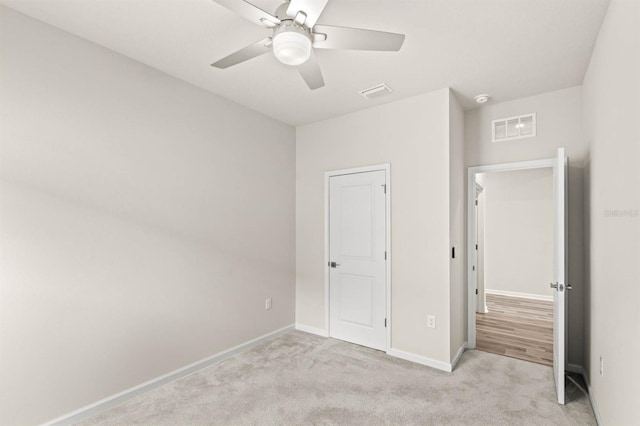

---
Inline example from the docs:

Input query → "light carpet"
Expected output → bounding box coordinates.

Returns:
[80,331,596,425]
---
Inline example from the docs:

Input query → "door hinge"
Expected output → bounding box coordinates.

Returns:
[384,318,387,327]
[473,265,475,271]
[384,251,387,260]
[382,184,387,194]
[476,289,478,295]
[476,244,478,250]
[475,200,478,206]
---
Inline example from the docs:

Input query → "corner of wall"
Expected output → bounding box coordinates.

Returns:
[448,89,467,362]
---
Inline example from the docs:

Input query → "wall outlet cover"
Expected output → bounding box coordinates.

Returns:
[427,315,436,328]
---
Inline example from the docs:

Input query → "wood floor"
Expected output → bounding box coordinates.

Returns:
[476,293,553,366]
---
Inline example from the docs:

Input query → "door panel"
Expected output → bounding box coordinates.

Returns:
[336,274,374,327]
[552,147,568,405]
[340,184,373,257]
[329,170,386,351]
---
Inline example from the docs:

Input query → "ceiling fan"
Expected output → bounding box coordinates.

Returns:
[210,0,406,90]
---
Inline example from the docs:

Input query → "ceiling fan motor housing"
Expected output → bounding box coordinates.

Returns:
[272,22,312,66]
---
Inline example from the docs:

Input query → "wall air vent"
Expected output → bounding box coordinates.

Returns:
[359,83,393,100]
[492,113,536,142]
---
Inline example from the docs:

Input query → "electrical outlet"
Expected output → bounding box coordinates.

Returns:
[600,356,604,377]
[427,315,436,328]
[265,298,272,310]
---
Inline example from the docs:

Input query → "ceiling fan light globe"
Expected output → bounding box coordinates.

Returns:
[273,28,311,66]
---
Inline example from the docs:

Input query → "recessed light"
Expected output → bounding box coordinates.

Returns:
[474,94,490,104]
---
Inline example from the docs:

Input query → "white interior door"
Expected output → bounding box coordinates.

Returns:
[552,147,568,404]
[329,170,387,351]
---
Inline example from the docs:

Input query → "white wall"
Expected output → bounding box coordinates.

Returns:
[296,88,453,363]
[465,86,586,166]
[0,7,295,425]
[449,92,466,360]
[465,86,586,366]
[582,0,640,423]
[481,168,554,298]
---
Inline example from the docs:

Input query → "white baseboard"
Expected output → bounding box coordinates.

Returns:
[42,324,295,426]
[387,348,453,373]
[295,323,329,337]
[566,363,601,426]
[296,327,463,374]
[486,289,553,302]
[451,342,467,371]
[583,370,602,426]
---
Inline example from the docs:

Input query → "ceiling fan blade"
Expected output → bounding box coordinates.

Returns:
[211,37,272,69]
[286,0,328,28]
[298,51,325,90]
[211,0,280,28]
[313,25,405,51]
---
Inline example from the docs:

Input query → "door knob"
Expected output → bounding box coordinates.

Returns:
[329,261,340,268]
[566,284,573,290]
[550,282,558,289]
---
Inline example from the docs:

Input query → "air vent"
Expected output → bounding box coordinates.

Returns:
[492,113,536,142]
[359,83,393,100]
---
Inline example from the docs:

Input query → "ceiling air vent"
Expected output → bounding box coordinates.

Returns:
[359,83,393,100]
[492,113,536,142]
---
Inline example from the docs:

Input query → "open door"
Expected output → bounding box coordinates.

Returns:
[475,184,488,314]
[552,147,569,404]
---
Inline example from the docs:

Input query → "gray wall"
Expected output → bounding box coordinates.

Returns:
[465,85,586,366]
[0,7,295,424]
[296,88,456,363]
[481,168,554,298]
[582,0,639,423]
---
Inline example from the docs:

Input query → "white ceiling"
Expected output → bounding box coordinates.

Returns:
[0,0,609,126]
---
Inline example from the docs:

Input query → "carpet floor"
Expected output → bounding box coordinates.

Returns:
[80,331,596,425]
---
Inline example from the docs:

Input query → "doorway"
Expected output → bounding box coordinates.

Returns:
[467,148,568,404]
[474,168,554,366]
[325,164,390,352]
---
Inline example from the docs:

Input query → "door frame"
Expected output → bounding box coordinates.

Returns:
[474,182,488,314]
[466,157,555,348]
[324,163,391,352]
